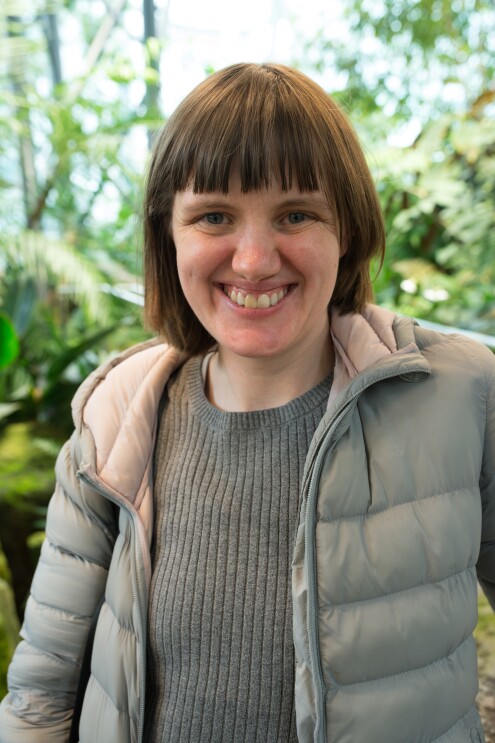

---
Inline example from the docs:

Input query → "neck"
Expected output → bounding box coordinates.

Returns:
[205,336,334,413]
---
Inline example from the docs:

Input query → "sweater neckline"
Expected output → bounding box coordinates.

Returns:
[182,355,333,432]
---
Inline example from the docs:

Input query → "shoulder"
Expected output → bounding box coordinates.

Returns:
[412,322,495,381]
[64,338,188,496]
[71,338,186,431]
[405,321,495,423]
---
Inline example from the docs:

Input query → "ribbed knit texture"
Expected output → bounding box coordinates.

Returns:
[144,355,332,743]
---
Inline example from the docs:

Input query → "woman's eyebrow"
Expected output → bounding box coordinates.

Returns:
[177,198,231,213]
[276,196,331,209]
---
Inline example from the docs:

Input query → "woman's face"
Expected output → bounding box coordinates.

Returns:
[171,173,344,365]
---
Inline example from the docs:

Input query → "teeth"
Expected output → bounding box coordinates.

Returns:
[224,286,289,308]
[257,294,270,309]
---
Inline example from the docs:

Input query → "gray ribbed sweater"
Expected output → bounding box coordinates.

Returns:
[144,355,332,742]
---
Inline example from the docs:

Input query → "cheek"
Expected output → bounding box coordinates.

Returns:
[313,249,341,301]
[175,242,199,284]
[300,243,340,279]
[176,253,190,280]
[174,248,196,304]
[175,250,213,315]
[176,264,198,309]
[176,238,229,289]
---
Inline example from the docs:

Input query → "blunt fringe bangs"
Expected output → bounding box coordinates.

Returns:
[144,63,386,354]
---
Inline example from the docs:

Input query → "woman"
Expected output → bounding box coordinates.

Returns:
[0,62,493,743]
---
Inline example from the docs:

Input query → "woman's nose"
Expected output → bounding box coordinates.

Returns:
[231,226,281,280]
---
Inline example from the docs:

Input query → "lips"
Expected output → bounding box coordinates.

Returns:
[222,284,290,309]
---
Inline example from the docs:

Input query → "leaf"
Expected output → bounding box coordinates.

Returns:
[45,324,118,381]
[0,313,20,370]
[415,116,451,155]
[26,531,45,550]
[417,168,466,208]
[451,120,495,157]
[0,403,21,421]
[1,231,113,324]
[2,278,38,337]
[393,259,438,281]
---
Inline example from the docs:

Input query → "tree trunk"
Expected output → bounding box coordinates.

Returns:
[41,12,63,88]
[143,0,160,146]
[7,16,39,229]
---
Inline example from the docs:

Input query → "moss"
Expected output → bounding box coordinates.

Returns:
[475,590,495,677]
[0,422,64,619]
[0,544,12,585]
[0,579,20,699]
[0,422,62,507]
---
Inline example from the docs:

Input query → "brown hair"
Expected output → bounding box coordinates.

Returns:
[143,62,385,353]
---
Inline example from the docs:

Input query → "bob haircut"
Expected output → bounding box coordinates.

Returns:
[143,62,385,354]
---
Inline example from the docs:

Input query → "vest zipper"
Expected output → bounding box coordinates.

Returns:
[77,469,149,743]
[303,400,355,743]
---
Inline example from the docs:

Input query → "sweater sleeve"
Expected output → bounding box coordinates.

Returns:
[476,357,495,609]
[0,431,117,743]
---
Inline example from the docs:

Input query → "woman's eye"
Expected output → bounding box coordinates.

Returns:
[287,212,307,224]
[204,213,225,225]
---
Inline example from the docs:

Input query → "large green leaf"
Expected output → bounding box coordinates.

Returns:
[1,232,114,325]
[0,314,19,370]
[45,324,118,381]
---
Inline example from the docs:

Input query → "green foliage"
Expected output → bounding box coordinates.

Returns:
[0,4,152,434]
[0,421,64,618]
[304,0,495,124]
[0,1,152,629]
[0,422,61,508]
[371,107,495,332]
[301,0,495,335]
[0,313,19,370]
[0,578,20,699]
[0,540,19,699]
[0,230,131,432]
[475,591,495,677]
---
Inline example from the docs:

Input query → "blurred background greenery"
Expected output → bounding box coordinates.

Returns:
[0,0,494,700]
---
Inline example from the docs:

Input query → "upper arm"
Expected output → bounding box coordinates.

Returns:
[0,434,117,740]
[476,356,495,607]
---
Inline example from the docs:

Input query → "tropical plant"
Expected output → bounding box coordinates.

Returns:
[303,0,495,126]
[0,540,19,699]
[300,0,495,335]
[371,105,495,332]
[0,0,156,634]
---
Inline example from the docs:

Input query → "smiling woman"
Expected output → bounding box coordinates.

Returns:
[1,63,494,743]
[170,179,342,410]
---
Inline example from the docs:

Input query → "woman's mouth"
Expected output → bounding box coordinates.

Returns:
[222,284,290,309]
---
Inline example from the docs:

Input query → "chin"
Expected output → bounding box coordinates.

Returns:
[219,338,288,360]
[236,347,282,359]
